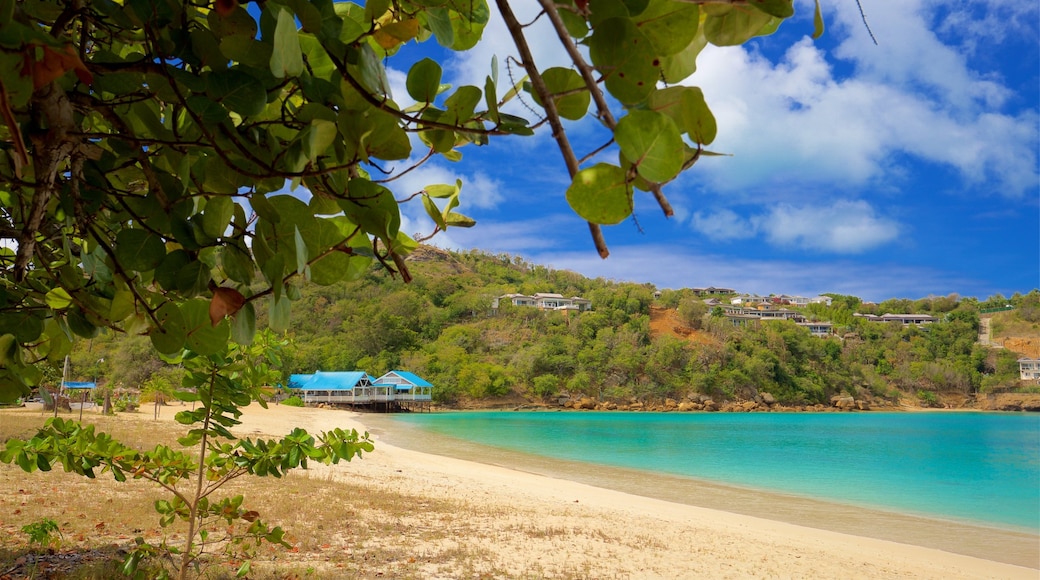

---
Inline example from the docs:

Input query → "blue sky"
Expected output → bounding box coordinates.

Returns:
[380,0,1039,302]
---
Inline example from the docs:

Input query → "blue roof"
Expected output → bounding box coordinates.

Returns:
[293,371,370,391]
[288,374,314,389]
[380,371,432,388]
[63,381,96,389]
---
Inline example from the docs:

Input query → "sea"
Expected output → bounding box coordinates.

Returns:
[374,410,1040,567]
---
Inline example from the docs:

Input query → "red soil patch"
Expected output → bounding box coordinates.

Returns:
[649,306,718,346]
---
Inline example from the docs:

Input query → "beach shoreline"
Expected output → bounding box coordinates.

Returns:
[7,402,1036,578]
[227,403,1038,578]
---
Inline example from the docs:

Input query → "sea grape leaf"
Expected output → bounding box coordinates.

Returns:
[150,302,187,354]
[614,110,683,183]
[407,58,442,103]
[566,164,633,225]
[633,0,699,57]
[588,18,658,105]
[532,67,590,121]
[270,7,304,78]
[182,299,229,356]
[115,229,166,272]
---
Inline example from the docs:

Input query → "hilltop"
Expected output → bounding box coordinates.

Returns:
[58,247,1039,412]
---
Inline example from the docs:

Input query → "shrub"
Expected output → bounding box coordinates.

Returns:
[282,395,305,407]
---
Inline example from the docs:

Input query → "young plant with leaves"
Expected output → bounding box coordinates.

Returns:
[2,331,373,579]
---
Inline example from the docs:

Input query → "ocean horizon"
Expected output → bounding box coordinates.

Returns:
[384,410,1040,534]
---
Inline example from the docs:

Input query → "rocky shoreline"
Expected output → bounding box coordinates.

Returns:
[494,391,1040,413]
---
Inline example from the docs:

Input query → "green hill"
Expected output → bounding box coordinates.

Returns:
[56,247,1040,409]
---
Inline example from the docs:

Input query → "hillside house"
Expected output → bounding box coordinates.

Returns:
[1019,359,1040,381]
[878,313,937,325]
[492,293,592,312]
[797,322,834,337]
[693,286,735,296]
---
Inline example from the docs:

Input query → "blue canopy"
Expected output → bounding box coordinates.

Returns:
[63,381,96,389]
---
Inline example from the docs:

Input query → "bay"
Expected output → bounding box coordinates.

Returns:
[387,411,1040,533]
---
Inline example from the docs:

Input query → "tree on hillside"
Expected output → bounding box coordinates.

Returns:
[0,0,819,575]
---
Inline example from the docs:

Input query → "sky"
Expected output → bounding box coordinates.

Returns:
[381,0,1039,302]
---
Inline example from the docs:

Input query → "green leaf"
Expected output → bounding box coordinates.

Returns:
[270,7,304,78]
[565,164,633,225]
[633,1,699,57]
[45,287,74,310]
[115,229,166,272]
[445,85,482,121]
[703,6,780,46]
[406,58,442,103]
[182,299,229,356]
[447,0,490,50]
[750,0,794,18]
[230,302,256,345]
[186,95,229,124]
[202,196,234,240]
[444,212,476,227]
[150,302,187,354]
[615,110,683,183]
[424,181,460,198]
[269,295,291,333]
[588,18,658,105]
[812,0,825,39]
[342,178,400,241]
[309,218,370,285]
[680,87,717,145]
[293,226,308,276]
[421,7,454,48]
[207,69,267,117]
[533,68,590,121]
[423,195,447,231]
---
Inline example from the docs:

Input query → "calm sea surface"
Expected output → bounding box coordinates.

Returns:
[389,411,1040,532]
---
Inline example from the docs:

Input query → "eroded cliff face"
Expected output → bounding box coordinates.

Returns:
[1002,337,1040,358]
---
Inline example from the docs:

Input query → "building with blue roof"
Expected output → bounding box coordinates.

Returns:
[288,370,432,411]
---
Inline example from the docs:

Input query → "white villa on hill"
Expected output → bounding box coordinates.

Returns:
[855,313,938,325]
[493,293,592,312]
[1019,358,1040,381]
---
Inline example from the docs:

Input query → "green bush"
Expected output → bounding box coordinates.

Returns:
[917,390,940,407]
[282,395,305,407]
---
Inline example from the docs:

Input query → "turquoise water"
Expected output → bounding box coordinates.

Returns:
[392,411,1040,531]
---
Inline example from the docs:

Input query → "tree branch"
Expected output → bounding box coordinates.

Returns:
[497,0,609,259]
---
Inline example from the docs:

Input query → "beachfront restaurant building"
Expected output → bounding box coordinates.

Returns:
[289,370,433,411]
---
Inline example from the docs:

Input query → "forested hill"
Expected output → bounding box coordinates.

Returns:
[74,246,1039,408]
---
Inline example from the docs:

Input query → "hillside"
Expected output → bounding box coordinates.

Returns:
[648,306,718,346]
[55,247,1040,411]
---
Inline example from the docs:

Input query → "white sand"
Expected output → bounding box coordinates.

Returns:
[233,403,1037,579]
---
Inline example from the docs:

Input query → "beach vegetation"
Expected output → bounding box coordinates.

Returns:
[281,395,305,407]
[2,331,373,578]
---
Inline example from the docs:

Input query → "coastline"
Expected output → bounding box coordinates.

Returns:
[228,403,1038,577]
[364,412,1039,567]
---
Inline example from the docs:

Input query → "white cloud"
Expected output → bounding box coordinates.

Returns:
[431,213,585,255]
[521,244,974,302]
[683,0,1038,200]
[756,201,900,252]
[691,209,756,241]
[690,201,899,253]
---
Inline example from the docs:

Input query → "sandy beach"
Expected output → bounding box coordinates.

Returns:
[216,403,1038,579]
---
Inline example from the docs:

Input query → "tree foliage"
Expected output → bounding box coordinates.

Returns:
[0,0,819,402]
